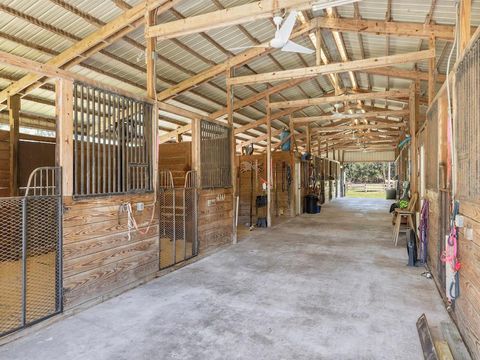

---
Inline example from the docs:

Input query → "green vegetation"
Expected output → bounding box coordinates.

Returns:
[344,162,394,183]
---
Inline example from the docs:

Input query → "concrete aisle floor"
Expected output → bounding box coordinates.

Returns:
[1,198,451,360]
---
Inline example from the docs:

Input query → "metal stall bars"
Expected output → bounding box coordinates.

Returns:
[200,120,231,188]
[455,35,480,202]
[158,170,198,270]
[0,167,63,337]
[72,82,153,198]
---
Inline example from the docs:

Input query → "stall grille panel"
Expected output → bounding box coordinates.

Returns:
[200,120,231,188]
[0,167,62,337]
[158,171,198,270]
[73,82,153,197]
[455,37,480,201]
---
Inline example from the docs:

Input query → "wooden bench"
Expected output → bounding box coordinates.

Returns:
[392,193,418,246]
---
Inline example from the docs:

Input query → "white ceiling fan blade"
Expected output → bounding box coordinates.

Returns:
[278,10,298,41]
[281,40,314,54]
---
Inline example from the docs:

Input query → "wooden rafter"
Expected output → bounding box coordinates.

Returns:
[271,89,409,110]
[0,0,179,107]
[227,50,435,86]
[145,0,315,39]
[292,109,409,125]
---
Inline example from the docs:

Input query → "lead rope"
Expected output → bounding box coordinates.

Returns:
[119,201,157,241]
[440,200,461,305]
[418,200,429,264]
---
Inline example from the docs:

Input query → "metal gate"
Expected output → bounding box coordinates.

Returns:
[0,167,63,337]
[158,170,198,269]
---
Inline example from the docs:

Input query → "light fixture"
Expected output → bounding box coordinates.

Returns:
[312,0,363,12]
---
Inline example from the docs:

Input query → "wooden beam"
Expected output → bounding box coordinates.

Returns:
[146,10,157,99]
[266,95,272,228]
[459,0,472,54]
[315,123,406,133]
[315,17,462,41]
[237,129,282,149]
[363,67,445,83]
[55,79,74,196]
[292,109,410,125]
[0,50,152,103]
[158,124,192,144]
[145,0,314,39]
[156,19,317,101]
[409,82,418,196]
[226,68,237,243]
[306,125,311,153]
[233,107,300,135]
[271,89,409,110]
[228,50,435,86]
[208,78,306,120]
[7,94,20,196]
[428,36,437,105]
[0,0,178,106]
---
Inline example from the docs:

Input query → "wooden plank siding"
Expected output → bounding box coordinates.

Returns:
[158,142,192,187]
[423,78,480,358]
[198,188,233,252]
[0,131,9,197]
[62,193,159,309]
[0,130,56,197]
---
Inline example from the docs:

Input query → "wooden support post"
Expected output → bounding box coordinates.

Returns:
[146,10,158,191]
[227,69,237,243]
[146,10,157,99]
[306,125,311,154]
[266,95,272,228]
[288,115,297,153]
[428,35,436,105]
[459,0,472,56]
[55,79,74,196]
[409,82,418,198]
[317,134,321,156]
[191,117,201,187]
[7,94,20,196]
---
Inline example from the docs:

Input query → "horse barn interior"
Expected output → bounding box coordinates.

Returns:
[0,0,479,359]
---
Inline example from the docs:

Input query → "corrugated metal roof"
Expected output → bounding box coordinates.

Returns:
[0,0,476,143]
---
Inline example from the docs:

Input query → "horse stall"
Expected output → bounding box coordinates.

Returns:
[236,149,296,229]
[236,153,266,228]
[158,119,234,262]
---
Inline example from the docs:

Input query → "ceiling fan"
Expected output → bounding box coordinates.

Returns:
[228,10,314,55]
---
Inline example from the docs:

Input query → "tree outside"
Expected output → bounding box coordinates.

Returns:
[344,162,395,198]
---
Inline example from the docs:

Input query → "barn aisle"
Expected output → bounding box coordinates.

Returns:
[0,198,450,360]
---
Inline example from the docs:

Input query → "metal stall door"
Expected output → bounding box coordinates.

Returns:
[0,167,63,337]
[158,171,198,270]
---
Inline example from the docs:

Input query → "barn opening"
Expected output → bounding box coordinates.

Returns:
[0,1,479,359]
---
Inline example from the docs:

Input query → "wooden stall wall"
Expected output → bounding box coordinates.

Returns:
[158,142,192,187]
[423,51,480,357]
[198,188,233,253]
[0,131,9,197]
[236,154,266,227]
[0,130,56,197]
[62,193,159,309]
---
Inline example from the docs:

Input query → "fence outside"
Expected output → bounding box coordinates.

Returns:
[346,181,397,192]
